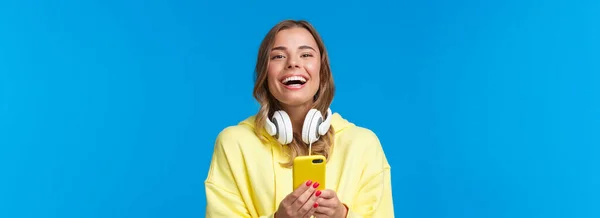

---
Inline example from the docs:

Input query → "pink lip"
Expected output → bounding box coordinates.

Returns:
[283,83,306,90]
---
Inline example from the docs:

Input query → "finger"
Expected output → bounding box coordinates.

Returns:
[298,190,321,217]
[302,200,319,218]
[283,180,313,205]
[313,197,338,208]
[296,192,317,216]
[316,189,337,199]
[314,205,335,218]
[291,181,320,209]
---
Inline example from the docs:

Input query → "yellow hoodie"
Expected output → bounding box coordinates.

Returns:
[204,113,394,217]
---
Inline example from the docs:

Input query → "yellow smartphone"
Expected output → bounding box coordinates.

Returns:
[292,155,326,191]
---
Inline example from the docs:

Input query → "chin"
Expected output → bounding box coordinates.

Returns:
[279,98,313,107]
[276,94,315,107]
[270,84,318,107]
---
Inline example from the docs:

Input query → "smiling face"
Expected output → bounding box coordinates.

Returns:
[267,27,321,108]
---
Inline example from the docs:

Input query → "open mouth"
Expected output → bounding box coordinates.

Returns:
[281,75,307,87]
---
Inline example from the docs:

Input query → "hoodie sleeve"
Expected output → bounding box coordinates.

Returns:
[205,178,276,218]
[345,129,395,218]
[205,127,277,217]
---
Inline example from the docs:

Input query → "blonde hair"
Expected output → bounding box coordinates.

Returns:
[252,20,336,168]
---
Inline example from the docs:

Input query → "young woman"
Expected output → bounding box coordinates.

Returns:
[205,20,394,218]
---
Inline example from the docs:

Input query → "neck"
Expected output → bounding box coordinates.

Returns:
[281,103,312,136]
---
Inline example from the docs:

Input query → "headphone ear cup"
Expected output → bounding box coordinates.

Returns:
[318,108,332,135]
[302,109,323,144]
[265,116,277,136]
[273,110,293,144]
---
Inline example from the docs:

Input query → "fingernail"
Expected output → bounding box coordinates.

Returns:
[313,182,319,188]
[313,202,319,208]
[306,180,312,186]
[316,190,321,197]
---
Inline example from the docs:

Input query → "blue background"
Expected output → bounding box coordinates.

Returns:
[1,0,599,217]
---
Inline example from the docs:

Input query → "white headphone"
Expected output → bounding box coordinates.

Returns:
[265,108,332,145]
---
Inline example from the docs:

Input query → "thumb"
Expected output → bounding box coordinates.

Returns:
[319,189,337,199]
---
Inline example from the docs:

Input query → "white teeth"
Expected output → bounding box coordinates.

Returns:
[282,76,307,84]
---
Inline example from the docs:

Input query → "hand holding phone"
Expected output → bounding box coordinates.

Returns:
[275,180,321,218]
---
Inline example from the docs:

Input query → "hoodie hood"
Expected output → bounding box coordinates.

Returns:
[239,112,355,137]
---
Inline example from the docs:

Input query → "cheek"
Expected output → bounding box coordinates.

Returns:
[267,63,279,77]
[305,61,321,82]
[266,75,279,92]
[267,63,282,87]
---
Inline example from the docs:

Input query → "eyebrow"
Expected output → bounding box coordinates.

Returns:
[271,45,316,52]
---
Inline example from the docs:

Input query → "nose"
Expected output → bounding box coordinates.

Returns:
[286,57,300,69]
